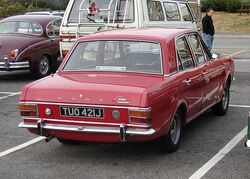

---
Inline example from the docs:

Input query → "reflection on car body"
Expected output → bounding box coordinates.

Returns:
[18,28,234,153]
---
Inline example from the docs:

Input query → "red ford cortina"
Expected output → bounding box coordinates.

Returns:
[0,15,62,77]
[18,28,234,152]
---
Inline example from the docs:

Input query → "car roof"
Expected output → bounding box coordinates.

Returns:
[0,15,62,26]
[79,27,194,42]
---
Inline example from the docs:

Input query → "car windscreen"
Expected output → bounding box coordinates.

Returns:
[0,21,43,35]
[63,40,163,75]
[68,0,134,23]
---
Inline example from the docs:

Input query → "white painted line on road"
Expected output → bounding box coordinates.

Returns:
[189,126,247,179]
[230,50,246,57]
[234,59,250,62]
[230,104,250,108]
[0,92,20,100]
[213,47,250,50]
[0,92,18,94]
[0,137,45,158]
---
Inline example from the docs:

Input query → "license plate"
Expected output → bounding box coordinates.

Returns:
[60,106,104,118]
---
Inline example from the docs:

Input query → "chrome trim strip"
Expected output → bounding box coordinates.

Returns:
[18,122,155,136]
[19,101,151,111]
[18,122,36,129]
[22,117,151,128]
[0,61,29,69]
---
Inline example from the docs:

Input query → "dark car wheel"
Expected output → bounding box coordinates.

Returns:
[36,55,52,78]
[57,138,80,145]
[212,82,230,116]
[160,111,182,153]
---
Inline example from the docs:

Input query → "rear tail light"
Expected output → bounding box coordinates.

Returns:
[10,49,18,62]
[10,49,18,58]
[129,108,151,124]
[19,104,37,117]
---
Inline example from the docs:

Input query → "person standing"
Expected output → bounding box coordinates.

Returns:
[202,8,215,51]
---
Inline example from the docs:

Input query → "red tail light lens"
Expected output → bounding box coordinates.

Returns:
[19,104,37,117]
[10,49,18,58]
[129,108,151,124]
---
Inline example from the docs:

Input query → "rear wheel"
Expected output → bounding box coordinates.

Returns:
[161,111,182,153]
[57,138,80,145]
[212,82,230,116]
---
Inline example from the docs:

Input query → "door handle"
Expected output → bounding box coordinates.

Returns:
[183,79,192,85]
[202,71,208,75]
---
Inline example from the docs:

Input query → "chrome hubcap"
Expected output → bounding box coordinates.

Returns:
[39,56,49,75]
[170,114,180,145]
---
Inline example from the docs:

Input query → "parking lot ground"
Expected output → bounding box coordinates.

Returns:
[0,104,249,178]
[0,73,249,178]
[0,35,250,178]
[204,139,250,179]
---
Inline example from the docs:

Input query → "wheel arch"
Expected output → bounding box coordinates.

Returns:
[176,103,188,126]
[169,99,188,130]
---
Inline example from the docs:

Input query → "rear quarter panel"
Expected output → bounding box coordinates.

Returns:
[18,38,60,70]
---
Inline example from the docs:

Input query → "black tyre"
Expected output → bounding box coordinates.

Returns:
[36,55,52,78]
[212,82,230,116]
[57,138,80,145]
[161,111,182,153]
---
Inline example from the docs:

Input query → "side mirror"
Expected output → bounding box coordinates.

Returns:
[212,53,221,59]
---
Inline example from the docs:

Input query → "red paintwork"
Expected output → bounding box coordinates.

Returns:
[19,28,234,142]
[0,15,62,71]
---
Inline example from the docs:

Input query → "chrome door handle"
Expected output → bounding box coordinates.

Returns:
[183,79,192,85]
[202,71,208,75]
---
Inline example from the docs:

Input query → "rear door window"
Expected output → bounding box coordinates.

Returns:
[17,22,43,35]
[176,36,194,70]
[187,34,206,64]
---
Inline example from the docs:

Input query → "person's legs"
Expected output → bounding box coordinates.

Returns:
[211,35,214,50]
[203,33,212,51]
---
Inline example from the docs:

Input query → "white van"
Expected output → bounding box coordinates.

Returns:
[60,0,201,57]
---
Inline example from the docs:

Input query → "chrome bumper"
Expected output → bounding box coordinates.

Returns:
[18,121,155,142]
[0,59,29,70]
